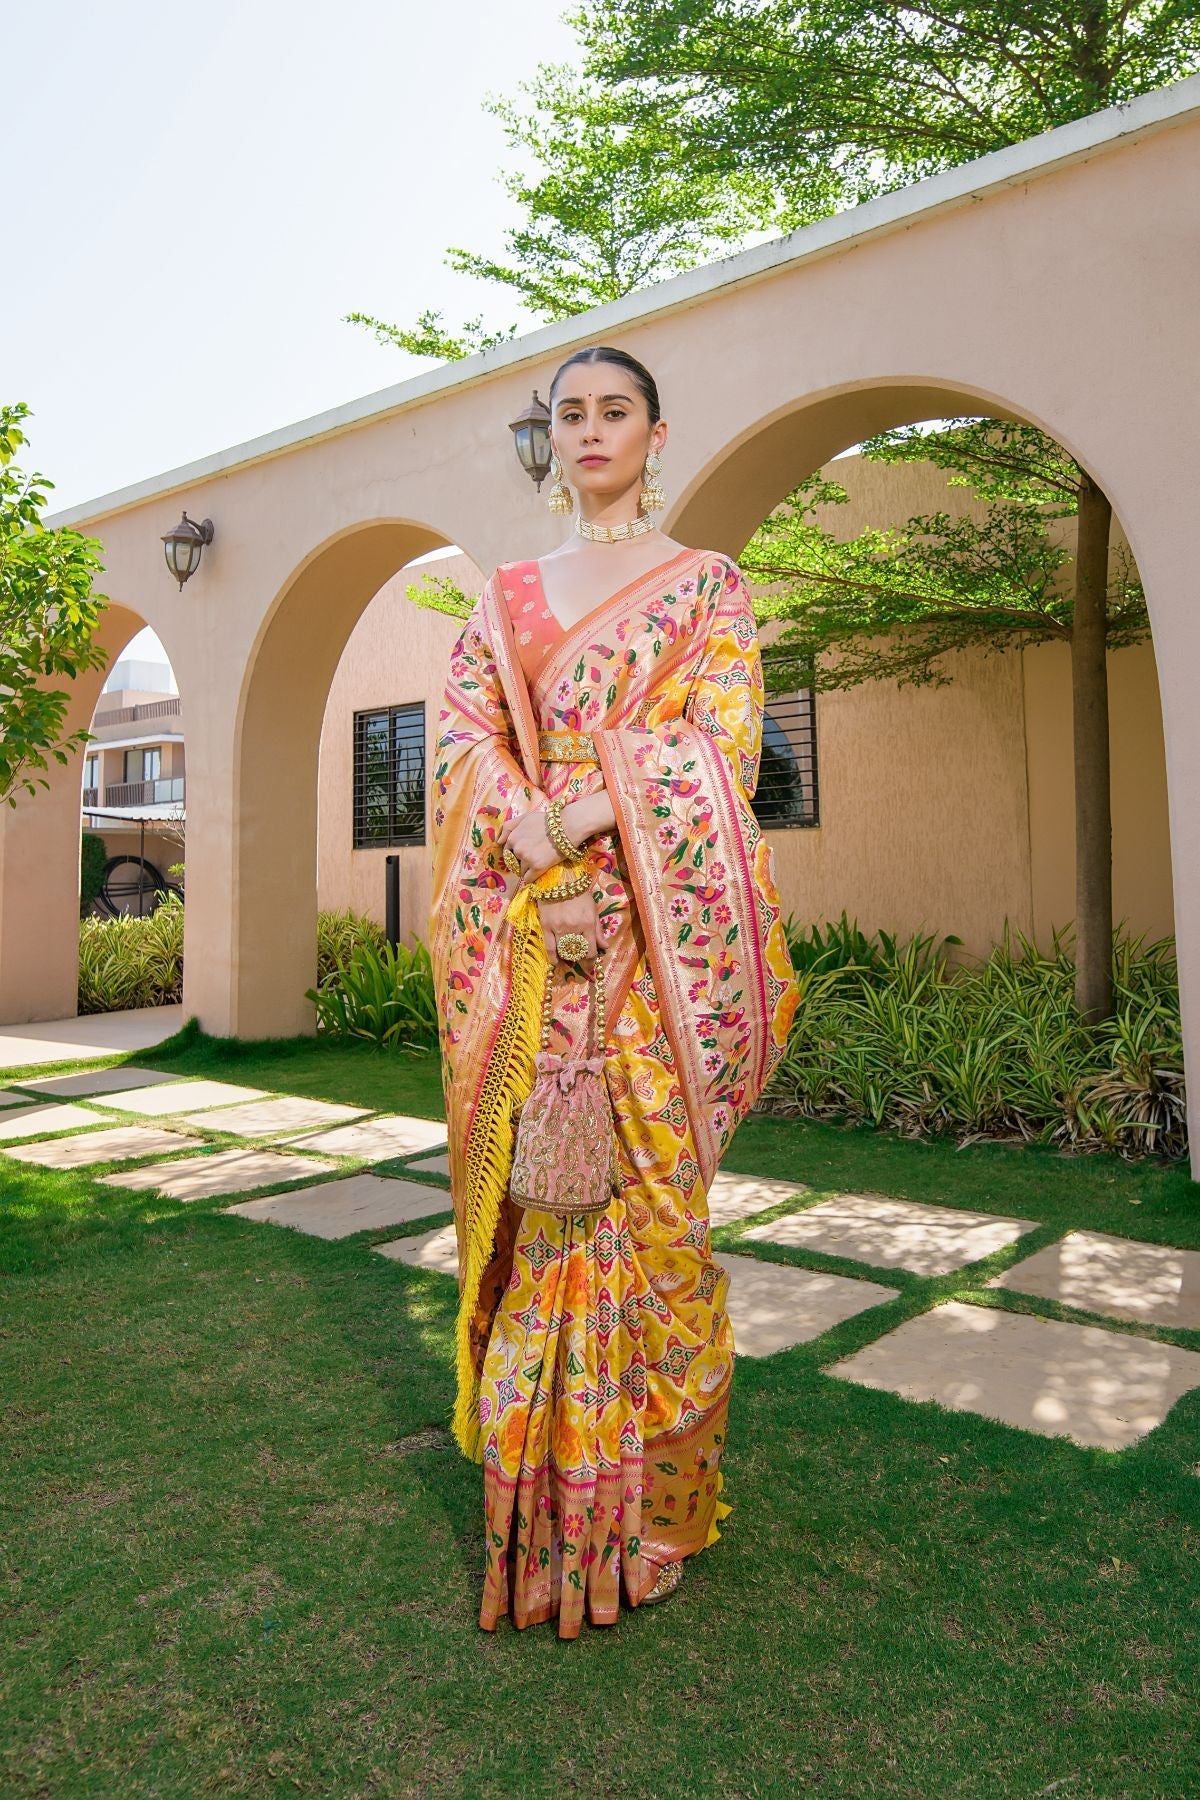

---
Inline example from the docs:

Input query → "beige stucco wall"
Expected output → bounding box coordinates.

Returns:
[1024,636,1173,948]
[20,81,1200,1170]
[317,552,478,933]
[316,456,1172,961]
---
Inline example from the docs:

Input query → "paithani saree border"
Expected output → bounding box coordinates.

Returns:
[479,1367,733,1629]
[593,719,772,1193]
[529,545,704,705]
[430,736,526,1216]
[628,1370,733,1592]
[526,551,728,1047]
[446,570,549,1212]
[532,604,710,734]
[478,570,541,786]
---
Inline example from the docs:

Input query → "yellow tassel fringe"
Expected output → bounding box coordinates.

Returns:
[450,864,572,1461]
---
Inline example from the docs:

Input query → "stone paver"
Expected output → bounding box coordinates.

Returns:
[743,1193,1039,1276]
[13,1066,183,1099]
[375,1222,460,1276]
[825,1298,1200,1450]
[718,1252,900,1356]
[280,1115,448,1159]
[225,1173,451,1238]
[0,1102,110,1143]
[174,1095,370,1136]
[405,1151,451,1177]
[3,1124,199,1168]
[986,1229,1200,1330]
[706,1170,810,1227]
[97,1147,336,1201]
[96,1079,273,1116]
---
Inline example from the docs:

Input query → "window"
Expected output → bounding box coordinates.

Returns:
[84,755,98,789]
[353,703,426,848]
[122,746,161,784]
[753,684,819,829]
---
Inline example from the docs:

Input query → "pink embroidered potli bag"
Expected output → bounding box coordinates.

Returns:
[509,954,621,1219]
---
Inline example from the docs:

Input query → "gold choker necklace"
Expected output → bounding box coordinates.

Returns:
[575,514,655,543]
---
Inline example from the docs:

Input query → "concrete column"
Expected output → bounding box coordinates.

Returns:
[1145,549,1200,1183]
[183,520,456,1039]
[0,605,144,1024]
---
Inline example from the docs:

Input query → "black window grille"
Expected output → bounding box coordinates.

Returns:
[353,703,426,848]
[753,687,819,829]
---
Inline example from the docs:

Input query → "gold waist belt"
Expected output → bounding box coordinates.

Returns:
[538,729,598,763]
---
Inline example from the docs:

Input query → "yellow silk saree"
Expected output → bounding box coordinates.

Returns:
[429,546,799,1637]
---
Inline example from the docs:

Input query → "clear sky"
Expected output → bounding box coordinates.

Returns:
[7,0,865,675]
[5,0,579,519]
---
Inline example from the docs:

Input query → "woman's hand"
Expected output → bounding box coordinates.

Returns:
[496,804,560,879]
[562,787,617,845]
[538,893,601,966]
[497,785,618,880]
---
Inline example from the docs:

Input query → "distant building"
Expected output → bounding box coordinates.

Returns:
[81,661,185,914]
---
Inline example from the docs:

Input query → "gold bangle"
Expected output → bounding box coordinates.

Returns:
[533,867,594,902]
[544,797,585,863]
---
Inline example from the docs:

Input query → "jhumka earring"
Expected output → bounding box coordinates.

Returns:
[638,449,666,515]
[547,452,574,515]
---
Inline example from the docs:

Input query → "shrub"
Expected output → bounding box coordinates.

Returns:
[76,903,393,1017]
[305,936,438,1050]
[316,906,387,987]
[78,891,185,1012]
[761,914,1186,1160]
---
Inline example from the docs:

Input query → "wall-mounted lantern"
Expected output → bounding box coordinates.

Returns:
[507,390,552,489]
[161,511,215,590]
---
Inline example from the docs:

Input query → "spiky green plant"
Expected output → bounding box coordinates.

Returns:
[305,938,438,1050]
[315,907,388,987]
[77,904,398,1018]
[762,918,1185,1160]
[77,892,185,1013]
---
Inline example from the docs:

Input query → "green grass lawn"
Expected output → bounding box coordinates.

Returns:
[3,1021,1199,1797]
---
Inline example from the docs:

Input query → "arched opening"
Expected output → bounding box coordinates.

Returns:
[82,621,185,922]
[667,378,1172,971]
[316,541,485,948]
[0,600,182,1027]
[186,518,471,1038]
[673,379,1050,556]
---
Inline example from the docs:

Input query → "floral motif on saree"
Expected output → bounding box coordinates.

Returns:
[429,547,799,1637]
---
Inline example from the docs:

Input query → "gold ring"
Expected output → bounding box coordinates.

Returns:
[502,846,522,875]
[555,931,590,962]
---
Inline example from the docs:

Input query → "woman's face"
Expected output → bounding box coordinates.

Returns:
[549,361,667,509]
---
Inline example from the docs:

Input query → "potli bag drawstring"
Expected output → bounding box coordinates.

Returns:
[509,952,621,1218]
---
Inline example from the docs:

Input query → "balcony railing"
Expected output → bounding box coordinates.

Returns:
[100,777,185,808]
[93,697,182,728]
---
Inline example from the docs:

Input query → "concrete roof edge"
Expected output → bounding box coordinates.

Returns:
[47,71,1200,531]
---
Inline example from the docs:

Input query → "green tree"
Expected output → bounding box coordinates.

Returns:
[345,64,776,360]
[745,419,1148,1020]
[0,404,109,807]
[569,1,1200,227]
[370,1,1196,1015]
[359,3,1199,350]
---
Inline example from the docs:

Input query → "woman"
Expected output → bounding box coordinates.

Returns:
[429,344,799,1637]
